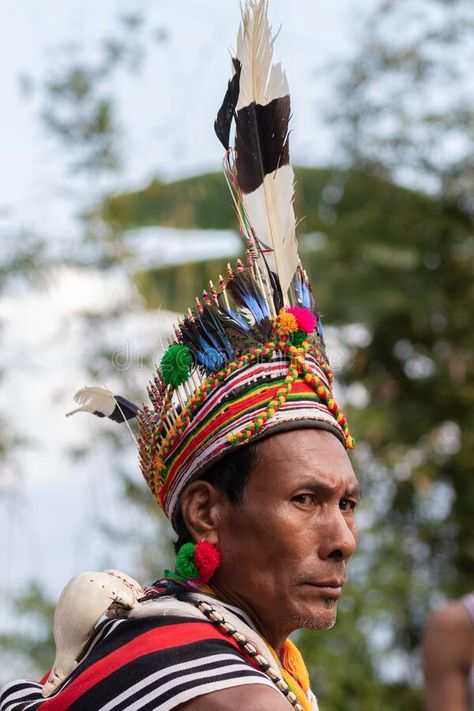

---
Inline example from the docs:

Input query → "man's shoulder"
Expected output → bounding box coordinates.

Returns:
[177,683,294,711]
[88,610,241,663]
[0,612,277,711]
[424,600,472,644]
[64,612,274,709]
[422,599,473,673]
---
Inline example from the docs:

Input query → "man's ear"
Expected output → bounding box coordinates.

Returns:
[179,481,225,545]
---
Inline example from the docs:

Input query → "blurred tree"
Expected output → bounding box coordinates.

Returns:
[41,10,149,175]
[3,1,473,709]
[0,583,55,679]
[0,231,46,483]
[328,0,474,204]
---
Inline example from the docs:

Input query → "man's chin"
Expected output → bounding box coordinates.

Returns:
[292,600,338,631]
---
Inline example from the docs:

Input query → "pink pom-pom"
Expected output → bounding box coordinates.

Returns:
[194,540,221,582]
[286,306,317,334]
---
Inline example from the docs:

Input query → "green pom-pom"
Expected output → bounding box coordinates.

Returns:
[290,330,307,347]
[160,344,192,387]
[175,542,199,579]
[162,568,187,583]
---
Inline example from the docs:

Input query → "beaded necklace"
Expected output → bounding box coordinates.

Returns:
[144,580,315,711]
[192,598,312,711]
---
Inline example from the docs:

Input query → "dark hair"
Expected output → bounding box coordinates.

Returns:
[173,443,257,552]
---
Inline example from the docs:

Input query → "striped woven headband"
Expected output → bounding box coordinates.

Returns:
[137,342,353,524]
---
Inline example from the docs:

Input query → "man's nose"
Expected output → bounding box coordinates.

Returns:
[318,507,358,561]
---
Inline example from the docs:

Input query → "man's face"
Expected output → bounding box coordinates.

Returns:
[213,428,360,646]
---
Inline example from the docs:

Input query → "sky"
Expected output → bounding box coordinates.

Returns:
[0,0,369,667]
[0,0,362,241]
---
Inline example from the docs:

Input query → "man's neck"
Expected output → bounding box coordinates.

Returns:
[210,581,288,650]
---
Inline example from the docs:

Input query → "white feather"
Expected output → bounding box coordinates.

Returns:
[243,166,298,299]
[236,0,289,108]
[66,386,117,418]
[236,0,299,299]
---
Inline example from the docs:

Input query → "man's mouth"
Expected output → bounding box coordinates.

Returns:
[300,578,346,599]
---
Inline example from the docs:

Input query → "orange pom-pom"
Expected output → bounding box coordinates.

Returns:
[274,308,298,335]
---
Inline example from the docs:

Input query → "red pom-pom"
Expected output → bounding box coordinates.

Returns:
[194,540,221,582]
[286,307,317,334]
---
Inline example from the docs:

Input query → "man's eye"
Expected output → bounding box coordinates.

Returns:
[340,498,357,512]
[292,494,313,505]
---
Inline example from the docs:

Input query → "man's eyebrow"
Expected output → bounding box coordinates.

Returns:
[346,484,363,501]
[298,480,362,500]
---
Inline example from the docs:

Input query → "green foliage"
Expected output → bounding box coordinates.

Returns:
[329,0,474,200]
[93,172,236,233]
[0,583,55,682]
[43,68,119,173]
[0,230,46,480]
[134,257,237,314]
[40,10,151,174]
[298,590,423,710]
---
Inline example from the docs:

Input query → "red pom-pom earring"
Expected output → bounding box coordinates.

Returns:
[194,540,221,582]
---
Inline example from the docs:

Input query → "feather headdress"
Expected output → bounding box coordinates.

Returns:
[68,0,354,525]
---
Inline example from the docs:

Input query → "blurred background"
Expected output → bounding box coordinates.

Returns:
[0,0,473,708]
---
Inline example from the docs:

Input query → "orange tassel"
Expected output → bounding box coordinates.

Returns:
[280,638,311,692]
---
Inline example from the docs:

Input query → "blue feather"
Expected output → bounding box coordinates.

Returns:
[317,315,324,338]
[227,272,269,323]
[221,306,251,332]
[241,293,268,321]
[196,346,226,371]
[292,271,312,309]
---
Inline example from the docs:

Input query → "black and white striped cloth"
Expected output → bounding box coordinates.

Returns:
[0,606,275,711]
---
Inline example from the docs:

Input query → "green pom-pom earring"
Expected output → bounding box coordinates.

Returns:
[175,542,200,579]
[163,541,221,584]
[163,542,199,582]
[160,344,193,387]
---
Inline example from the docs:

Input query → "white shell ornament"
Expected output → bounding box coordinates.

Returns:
[42,569,143,698]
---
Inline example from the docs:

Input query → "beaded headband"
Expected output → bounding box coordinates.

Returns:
[68,0,354,526]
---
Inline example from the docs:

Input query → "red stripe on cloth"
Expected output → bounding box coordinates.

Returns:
[39,621,244,709]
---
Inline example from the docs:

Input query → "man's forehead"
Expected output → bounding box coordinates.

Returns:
[256,427,350,461]
[252,428,358,488]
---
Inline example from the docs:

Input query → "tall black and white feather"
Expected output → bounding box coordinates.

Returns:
[217,0,299,301]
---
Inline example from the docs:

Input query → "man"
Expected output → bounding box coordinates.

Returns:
[422,594,474,711]
[0,430,358,711]
[0,1,359,709]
